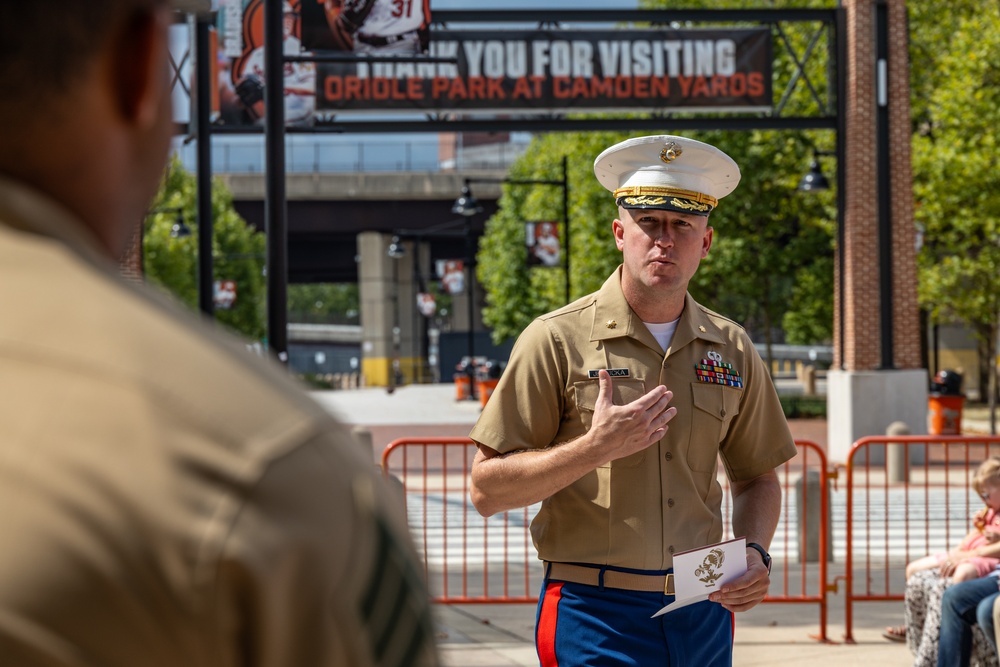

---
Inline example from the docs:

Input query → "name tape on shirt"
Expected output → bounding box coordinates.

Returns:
[588,368,630,378]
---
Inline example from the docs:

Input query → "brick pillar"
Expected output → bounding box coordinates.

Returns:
[119,224,143,283]
[829,0,927,461]
[839,0,878,371]
[838,0,920,371]
[885,0,921,371]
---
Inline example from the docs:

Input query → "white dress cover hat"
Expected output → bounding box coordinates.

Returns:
[594,135,741,216]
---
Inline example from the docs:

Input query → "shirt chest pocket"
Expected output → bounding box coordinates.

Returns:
[573,379,648,468]
[687,383,743,472]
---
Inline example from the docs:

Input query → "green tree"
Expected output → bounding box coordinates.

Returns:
[689,131,835,355]
[288,283,360,324]
[912,6,1000,429]
[478,131,625,342]
[908,0,986,137]
[144,155,266,341]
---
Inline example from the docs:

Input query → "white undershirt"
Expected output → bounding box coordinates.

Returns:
[644,319,680,353]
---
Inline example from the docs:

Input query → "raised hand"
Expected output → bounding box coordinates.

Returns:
[585,369,676,466]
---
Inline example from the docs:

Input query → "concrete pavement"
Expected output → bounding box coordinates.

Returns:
[311,383,924,666]
[430,597,913,666]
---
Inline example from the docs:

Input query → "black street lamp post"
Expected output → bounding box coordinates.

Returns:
[798,147,845,370]
[451,156,571,304]
[448,158,571,399]
[388,221,474,394]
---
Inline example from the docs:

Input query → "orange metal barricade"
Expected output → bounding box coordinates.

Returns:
[842,435,1000,642]
[723,439,834,643]
[381,437,538,604]
[382,437,831,635]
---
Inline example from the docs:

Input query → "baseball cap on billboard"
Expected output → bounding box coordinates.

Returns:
[593,135,741,217]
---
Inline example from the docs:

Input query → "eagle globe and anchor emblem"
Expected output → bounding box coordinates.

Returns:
[694,547,727,587]
[659,141,683,163]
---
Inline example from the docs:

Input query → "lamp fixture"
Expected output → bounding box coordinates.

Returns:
[387,235,405,259]
[798,150,835,192]
[170,209,192,238]
[451,184,483,218]
[798,160,830,192]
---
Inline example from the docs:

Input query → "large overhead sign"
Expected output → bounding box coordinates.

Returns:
[211,0,434,127]
[206,3,771,128]
[318,29,772,114]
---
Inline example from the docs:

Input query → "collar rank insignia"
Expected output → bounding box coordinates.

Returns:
[606,320,617,329]
[695,350,743,388]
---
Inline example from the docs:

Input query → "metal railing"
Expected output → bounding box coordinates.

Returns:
[723,440,834,643]
[381,433,1000,643]
[171,137,529,175]
[842,435,1000,642]
[381,438,831,629]
[381,437,538,604]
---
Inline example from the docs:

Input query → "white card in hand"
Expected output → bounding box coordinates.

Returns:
[652,537,747,617]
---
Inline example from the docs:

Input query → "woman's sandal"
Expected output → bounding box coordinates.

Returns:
[882,625,906,642]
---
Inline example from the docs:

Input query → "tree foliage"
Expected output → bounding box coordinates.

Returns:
[287,283,360,324]
[144,155,266,341]
[687,130,835,350]
[912,5,1000,407]
[478,131,627,342]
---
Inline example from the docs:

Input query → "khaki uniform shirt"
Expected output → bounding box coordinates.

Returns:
[470,267,796,570]
[0,178,439,667]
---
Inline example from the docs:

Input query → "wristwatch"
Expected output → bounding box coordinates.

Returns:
[747,542,772,573]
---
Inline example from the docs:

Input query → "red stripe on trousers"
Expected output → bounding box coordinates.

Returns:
[537,581,564,667]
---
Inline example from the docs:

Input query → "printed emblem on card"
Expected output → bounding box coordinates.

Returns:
[588,368,630,378]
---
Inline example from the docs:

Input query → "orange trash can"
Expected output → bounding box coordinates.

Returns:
[478,379,499,409]
[454,374,472,401]
[928,394,964,435]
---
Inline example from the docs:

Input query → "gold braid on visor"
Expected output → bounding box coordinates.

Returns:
[613,186,718,211]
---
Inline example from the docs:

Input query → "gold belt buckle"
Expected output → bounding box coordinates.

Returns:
[664,573,674,595]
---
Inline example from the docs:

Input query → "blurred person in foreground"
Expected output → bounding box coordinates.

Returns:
[0,2,439,666]
[469,135,797,666]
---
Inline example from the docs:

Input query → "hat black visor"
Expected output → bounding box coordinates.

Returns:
[616,196,714,217]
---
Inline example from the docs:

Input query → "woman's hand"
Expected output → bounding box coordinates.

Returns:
[940,549,977,577]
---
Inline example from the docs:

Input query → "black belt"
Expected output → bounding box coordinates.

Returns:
[546,562,675,595]
[356,30,417,48]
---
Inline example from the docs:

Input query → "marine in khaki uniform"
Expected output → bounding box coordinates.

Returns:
[0,2,438,666]
[470,135,797,666]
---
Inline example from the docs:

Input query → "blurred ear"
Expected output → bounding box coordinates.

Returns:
[612,207,627,251]
[701,225,714,258]
[111,8,171,128]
